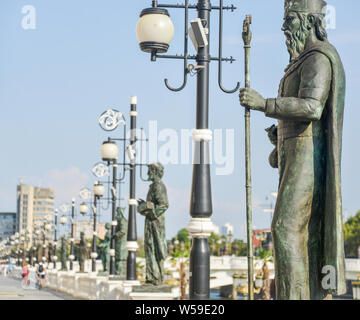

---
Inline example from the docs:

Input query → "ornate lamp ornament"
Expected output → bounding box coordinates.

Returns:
[92,162,110,178]
[79,188,92,200]
[99,109,126,131]
[59,203,70,213]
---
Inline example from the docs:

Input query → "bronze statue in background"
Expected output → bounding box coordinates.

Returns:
[78,232,88,273]
[138,163,169,285]
[60,236,68,271]
[115,207,128,278]
[99,223,111,273]
[239,0,346,299]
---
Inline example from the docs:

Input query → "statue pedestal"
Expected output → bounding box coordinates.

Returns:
[128,284,180,300]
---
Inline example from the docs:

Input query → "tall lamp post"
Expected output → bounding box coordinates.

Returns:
[69,198,76,270]
[96,97,149,279]
[137,0,239,299]
[52,209,59,269]
[100,139,119,275]
[92,181,105,272]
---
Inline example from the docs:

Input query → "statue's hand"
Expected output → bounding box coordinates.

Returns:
[239,88,266,112]
[137,201,147,214]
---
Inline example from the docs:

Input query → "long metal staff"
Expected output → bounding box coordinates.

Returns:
[242,14,254,300]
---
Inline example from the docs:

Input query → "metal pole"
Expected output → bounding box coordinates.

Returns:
[42,226,46,260]
[242,15,254,300]
[70,198,75,270]
[110,162,117,275]
[54,209,58,269]
[189,0,212,300]
[92,195,98,272]
[126,97,138,281]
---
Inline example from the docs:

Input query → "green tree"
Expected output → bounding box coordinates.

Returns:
[173,228,190,244]
[344,210,360,257]
[231,239,247,256]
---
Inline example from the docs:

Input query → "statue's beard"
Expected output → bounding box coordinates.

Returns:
[285,28,309,61]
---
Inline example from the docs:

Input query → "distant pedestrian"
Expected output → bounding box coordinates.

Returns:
[8,262,13,275]
[3,264,8,276]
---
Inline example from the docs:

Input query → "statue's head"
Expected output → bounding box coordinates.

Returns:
[80,232,85,241]
[283,0,328,61]
[105,222,111,230]
[148,162,164,182]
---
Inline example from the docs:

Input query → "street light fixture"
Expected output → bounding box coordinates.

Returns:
[100,140,119,163]
[79,203,89,215]
[52,209,59,269]
[93,182,105,198]
[60,215,68,225]
[90,181,105,272]
[136,6,174,54]
[69,198,76,270]
[137,0,239,300]
[96,97,149,278]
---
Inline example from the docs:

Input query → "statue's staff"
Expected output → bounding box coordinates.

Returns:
[242,14,254,301]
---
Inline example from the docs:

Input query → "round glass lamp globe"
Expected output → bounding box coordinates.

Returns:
[100,141,118,162]
[136,10,174,52]
[60,216,67,225]
[79,203,88,215]
[93,183,105,197]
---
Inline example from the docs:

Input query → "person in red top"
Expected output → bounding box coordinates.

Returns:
[22,262,30,285]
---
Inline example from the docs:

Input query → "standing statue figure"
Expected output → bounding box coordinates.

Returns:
[261,261,271,300]
[60,236,68,271]
[99,223,111,273]
[137,162,169,285]
[78,232,88,273]
[115,207,128,278]
[239,0,346,299]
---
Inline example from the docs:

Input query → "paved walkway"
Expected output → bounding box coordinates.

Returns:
[0,273,74,300]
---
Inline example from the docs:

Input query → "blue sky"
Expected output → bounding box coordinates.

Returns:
[0,0,359,240]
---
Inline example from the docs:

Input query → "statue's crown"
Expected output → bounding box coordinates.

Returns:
[285,0,327,14]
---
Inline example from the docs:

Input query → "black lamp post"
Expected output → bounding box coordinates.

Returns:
[53,209,58,269]
[137,0,239,299]
[69,198,76,270]
[96,97,149,279]
[42,226,46,261]
[127,96,138,281]
[100,139,120,276]
[92,182,105,272]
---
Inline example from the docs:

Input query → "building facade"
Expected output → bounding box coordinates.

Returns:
[221,223,234,238]
[16,184,55,244]
[0,212,16,241]
[253,228,273,252]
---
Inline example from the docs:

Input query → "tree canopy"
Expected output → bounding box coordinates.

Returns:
[344,210,360,257]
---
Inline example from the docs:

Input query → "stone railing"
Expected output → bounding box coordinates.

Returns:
[44,258,179,300]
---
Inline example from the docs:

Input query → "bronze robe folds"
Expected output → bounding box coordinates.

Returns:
[265,42,346,299]
[141,181,169,285]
